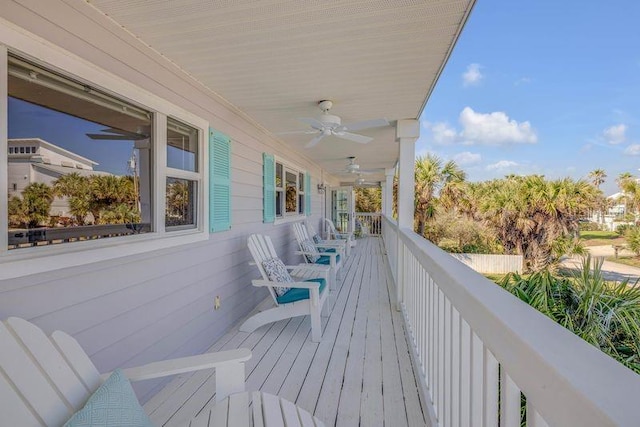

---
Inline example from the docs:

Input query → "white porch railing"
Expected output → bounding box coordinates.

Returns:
[382,215,640,427]
[355,212,382,236]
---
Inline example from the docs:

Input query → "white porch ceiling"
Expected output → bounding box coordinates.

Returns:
[89,0,475,182]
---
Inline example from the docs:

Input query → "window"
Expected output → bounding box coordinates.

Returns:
[275,160,307,217]
[165,118,199,230]
[4,54,206,251]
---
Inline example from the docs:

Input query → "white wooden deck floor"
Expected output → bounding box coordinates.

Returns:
[144,237,426,426]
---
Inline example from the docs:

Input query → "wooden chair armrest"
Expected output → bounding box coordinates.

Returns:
[109,348,252,383]
[286,264,331,273]
[252,279,322,290]
[315,241,345,247]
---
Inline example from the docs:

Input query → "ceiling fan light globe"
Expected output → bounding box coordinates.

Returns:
[320,114,341,128]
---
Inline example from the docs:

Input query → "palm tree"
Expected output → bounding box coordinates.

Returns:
[53,173,91,225]
[615,172,635,216]
[588,169,607,223]
[588,169,607,189]
[475,175,598,272]
[21,183,54,227]
[413,155,466,236]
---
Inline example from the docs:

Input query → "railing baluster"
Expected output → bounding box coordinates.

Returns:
[471,332,484,425]
[451,307,461,427]
[444,298,452,426]
[438,289,445,422]
[500,372,521,427]
[460,320,471,427]
[484,349,499,427]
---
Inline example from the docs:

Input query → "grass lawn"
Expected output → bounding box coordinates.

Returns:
[580,230,625,246]
[605,256,640,268]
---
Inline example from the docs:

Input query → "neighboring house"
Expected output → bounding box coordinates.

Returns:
[7,138,111,217]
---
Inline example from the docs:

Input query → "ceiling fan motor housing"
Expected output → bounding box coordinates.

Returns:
[319,114,341,128]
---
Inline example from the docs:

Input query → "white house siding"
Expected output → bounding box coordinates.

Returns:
[0,0,333,402]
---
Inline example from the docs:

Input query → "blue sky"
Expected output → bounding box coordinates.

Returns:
[418,0,640,195]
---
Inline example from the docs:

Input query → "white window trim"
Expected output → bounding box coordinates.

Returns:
[0,21,210,279]
[273,156,306,224]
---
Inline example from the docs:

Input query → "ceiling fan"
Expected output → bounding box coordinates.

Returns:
[336,156,382,175]
[354,174,380,186]
[281,100,389,148]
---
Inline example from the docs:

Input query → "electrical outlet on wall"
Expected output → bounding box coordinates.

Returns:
[214,296,221,310]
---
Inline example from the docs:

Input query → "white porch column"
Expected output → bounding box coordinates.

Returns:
[382,167,395,217]
[395,119,418,310]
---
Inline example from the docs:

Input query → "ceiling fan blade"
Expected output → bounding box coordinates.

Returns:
[334,132,373,144]
[87,127,149,140]
[298,117,326,130]
[337,118,389,132]
[305,133,326,148]
[277,130,318,135]
[86,134,139,140]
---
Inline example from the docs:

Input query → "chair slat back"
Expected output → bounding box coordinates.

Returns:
[0,317,101,426]
[292,222,312,264]
[247,234,281,304]
[324,218,338,239]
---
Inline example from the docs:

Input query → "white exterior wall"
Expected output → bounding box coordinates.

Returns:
[0,0,330,402]
[7,160,31,197]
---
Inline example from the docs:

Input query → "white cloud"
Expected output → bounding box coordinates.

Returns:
[514,77,532,86]
[462,63,483,87]
[603,124,627,144]
[459,107,537,145]
[430,122,458,145]
[624,144,640,155]
[486,160,519,171]
[452,151,482,166]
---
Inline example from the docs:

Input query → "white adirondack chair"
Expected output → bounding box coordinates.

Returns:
[292,221,343,289]
[240,234,331,342]
[307,222,351,257]
[0,317,324,427]
[324,218,355,248]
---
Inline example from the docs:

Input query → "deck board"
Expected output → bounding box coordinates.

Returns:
[146,237,426,426]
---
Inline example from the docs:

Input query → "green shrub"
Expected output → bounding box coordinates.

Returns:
[625,227,640,256]
[616,224,633,235]
[498,256,640,373]
[579,221,601,231]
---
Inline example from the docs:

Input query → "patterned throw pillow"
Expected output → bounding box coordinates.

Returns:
[64,369,154,427]
[300,239,320,263]
[312,234,323,244]
[262,257,293,297]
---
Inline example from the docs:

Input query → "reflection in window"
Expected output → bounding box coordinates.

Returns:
[7,55,152,249]
[165,178,196,228]
[167,118,198,172]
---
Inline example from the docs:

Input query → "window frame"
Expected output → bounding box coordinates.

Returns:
[0,33,209,279]
[273,157,307,224]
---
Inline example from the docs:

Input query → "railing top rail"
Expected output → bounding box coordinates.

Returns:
[396,225,640,426]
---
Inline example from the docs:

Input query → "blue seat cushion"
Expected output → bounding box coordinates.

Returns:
[316,254,340,265]
[276,278,326,304]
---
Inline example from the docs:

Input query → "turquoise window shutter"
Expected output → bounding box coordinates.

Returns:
[305,172,311,216]
[209,129,231,232]
[263,153,275,223]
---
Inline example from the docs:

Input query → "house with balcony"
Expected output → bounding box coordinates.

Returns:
[1,1,639,426]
